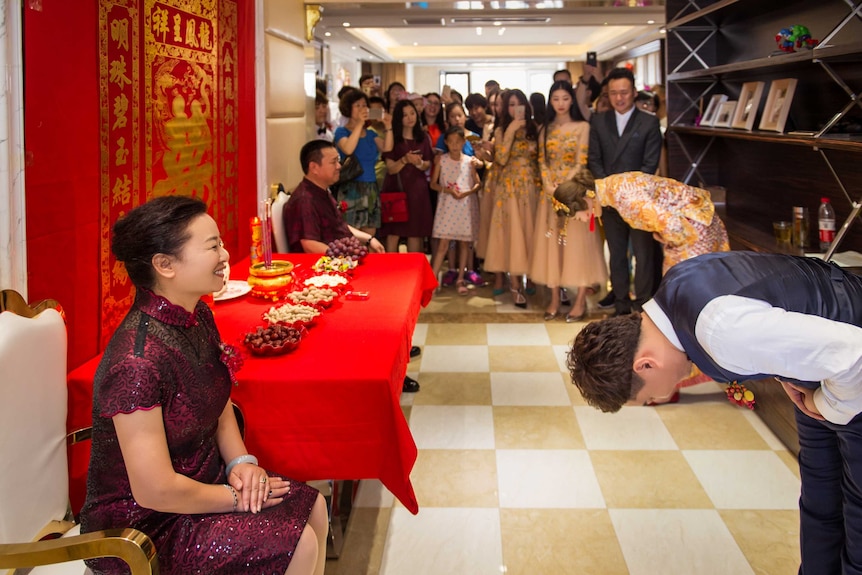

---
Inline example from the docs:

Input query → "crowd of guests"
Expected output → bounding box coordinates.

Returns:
[304,67,723,327]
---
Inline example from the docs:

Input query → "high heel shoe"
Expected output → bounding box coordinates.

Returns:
[511,288,527,309]
[544,311,560,321]
[565,308,586,323]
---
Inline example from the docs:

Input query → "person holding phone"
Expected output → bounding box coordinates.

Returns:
[483,89,541,309]
[379,99,433,254]
[333,88,393,239]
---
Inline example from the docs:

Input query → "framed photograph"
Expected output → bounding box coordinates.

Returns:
[713,101,737,128]
[759,78,798,132]
[700,94,727,127]
[731,81,765,130]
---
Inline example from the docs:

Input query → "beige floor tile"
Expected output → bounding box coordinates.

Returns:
[590,450,713,508]
[776,450,801,479]
[493,406,585,449]
[659,403,770,450]
[424,322,488,345]
[423,292,502,314]
[500,509,629,575]
[488,345,560,372]
[543,321,584,345]
[720,510,800,575]
[410,449,499,507]
[410,372,492,405]
[401,404,411,421]
[326,507,391,575]
[563,372,589,406]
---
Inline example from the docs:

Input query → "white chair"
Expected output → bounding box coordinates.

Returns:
[0,290,158,575]
[271,190,291,253]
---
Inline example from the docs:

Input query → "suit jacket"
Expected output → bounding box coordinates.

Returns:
[587,108,662,179]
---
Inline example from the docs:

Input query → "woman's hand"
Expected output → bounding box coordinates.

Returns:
[228,462,272,513]
[652,232,667,245]
[259,477,291,510]
[779,380,825,420]
[348,108,368,130]
[381,111,393,130]
[506,119,526,136]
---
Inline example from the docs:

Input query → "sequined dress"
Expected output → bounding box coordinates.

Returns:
[530,122,608,288]
[483,128,541,275]
[595,172,730,272]
[80,290,318,575]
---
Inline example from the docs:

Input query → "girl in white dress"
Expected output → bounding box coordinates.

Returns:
[429,126,481,295]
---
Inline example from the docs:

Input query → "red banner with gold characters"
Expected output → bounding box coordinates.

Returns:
[99,0,239,347]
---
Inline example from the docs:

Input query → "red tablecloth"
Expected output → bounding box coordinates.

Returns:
[67,253,436,515]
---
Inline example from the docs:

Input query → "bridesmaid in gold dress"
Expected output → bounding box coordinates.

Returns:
[483,89,541,308]
[530,81,608,322]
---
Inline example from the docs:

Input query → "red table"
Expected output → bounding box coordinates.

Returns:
[67,253,436,515]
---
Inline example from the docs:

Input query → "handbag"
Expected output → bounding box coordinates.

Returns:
[337,154,364,184]
[380,173,409,224]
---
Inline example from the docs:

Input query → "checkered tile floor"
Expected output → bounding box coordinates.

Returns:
[325,288,801,575]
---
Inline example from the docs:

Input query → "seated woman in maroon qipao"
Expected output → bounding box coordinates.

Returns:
[80,196,328,575]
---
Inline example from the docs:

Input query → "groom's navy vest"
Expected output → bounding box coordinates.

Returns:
[652,251,862,388]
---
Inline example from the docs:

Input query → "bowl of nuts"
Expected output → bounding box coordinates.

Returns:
[286,286,339,309]
[262,301,322,328]
[243,324,305,356]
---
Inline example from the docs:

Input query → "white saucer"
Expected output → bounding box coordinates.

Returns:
[214,280,251,302]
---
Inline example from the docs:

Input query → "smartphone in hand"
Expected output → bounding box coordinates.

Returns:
[586,51,598,67]
[514,105,525,121]
[368,107,384,120]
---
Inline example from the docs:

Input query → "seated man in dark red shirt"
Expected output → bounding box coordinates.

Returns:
[285,140,420,392]
[285,140,385,254]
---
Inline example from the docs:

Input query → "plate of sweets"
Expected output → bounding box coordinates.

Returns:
[303,273,350,292]
[262,302,321,328]
[286,286,339,309]
[243,324,306,356]
[313,255,357,273]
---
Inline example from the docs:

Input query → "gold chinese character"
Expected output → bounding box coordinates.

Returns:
[223,77,234,100]
[173,13,183,42]
[109,55,132,87]
[199,21,212,50]
[152,6,169,43]
[115,137,129,166]
[110,17,129,51]
[112,260,129,286]
[185,19,199,48]
[112,174,132,206]
[112,93,129,130]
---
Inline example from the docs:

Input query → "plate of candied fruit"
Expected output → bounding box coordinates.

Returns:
[243,324,305,356]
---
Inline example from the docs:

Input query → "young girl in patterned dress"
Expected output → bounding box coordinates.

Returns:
[429,126,481,295]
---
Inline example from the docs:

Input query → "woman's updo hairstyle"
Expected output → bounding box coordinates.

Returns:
[112,196,208,290]
[553,169,596,217]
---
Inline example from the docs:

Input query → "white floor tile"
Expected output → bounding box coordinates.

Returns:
[680,380,723,395]
[611,509,754,575]
[553,344,571,372]
[683,450,800,509]
[486,323,551,346]
[575,406,679,450]
[490,372,571,406]
[419,345,489,372]
[496,449,605,508]
[380,507,503,575]
[409,405,495,449]
[353,479,395,508]
[411,323,428,346]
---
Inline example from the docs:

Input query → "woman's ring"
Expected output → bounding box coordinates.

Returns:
[260,477,267,484]
[268,489,273,497]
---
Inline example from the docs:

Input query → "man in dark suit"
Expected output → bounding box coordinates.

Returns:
[588,68,663,315]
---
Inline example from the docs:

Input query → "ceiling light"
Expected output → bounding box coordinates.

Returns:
[498,27,505,35]
[621,45,627,50]
[342,22,350,27]
[351,46,357,50]
[324,32,331,37]
[476,26,482,35]
[557,41,562,45]
[659,27,666,34]
[647,19,655,24]
[413,42,419,46]
[493,21,501,26]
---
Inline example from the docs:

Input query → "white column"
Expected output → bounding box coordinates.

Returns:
[0,0,27,294]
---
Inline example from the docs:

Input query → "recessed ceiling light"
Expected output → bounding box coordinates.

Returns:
[493,21,501,26]
[603,22,608,25]
[557,41,562,45]
[476,26,482,35]
[621,45,627,50]
[498,27,505,35]
[659,27,666,34]
[324,32,331,37]
[351,46,357,50]
[413,42,419,46]
[647,19,655,24]
[342,22,350,27]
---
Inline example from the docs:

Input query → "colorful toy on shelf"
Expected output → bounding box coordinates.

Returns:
[775,25,819,52]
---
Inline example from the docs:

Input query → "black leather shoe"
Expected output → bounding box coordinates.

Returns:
[403,376,420,393]
[611,309,632,317]
[597,292,616,309]
[410,346,421,358]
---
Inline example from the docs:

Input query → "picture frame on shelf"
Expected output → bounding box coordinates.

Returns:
[731,81,765,130]
[700,94,727,127]
[713,101,737,128]
[759,78,798,133]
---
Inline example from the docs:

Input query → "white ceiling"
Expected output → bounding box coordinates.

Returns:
[312,1,667,65]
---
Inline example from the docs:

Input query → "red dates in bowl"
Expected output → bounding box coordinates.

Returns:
[243,324,304,356]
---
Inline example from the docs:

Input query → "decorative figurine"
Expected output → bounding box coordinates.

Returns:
[775,25,819,52]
